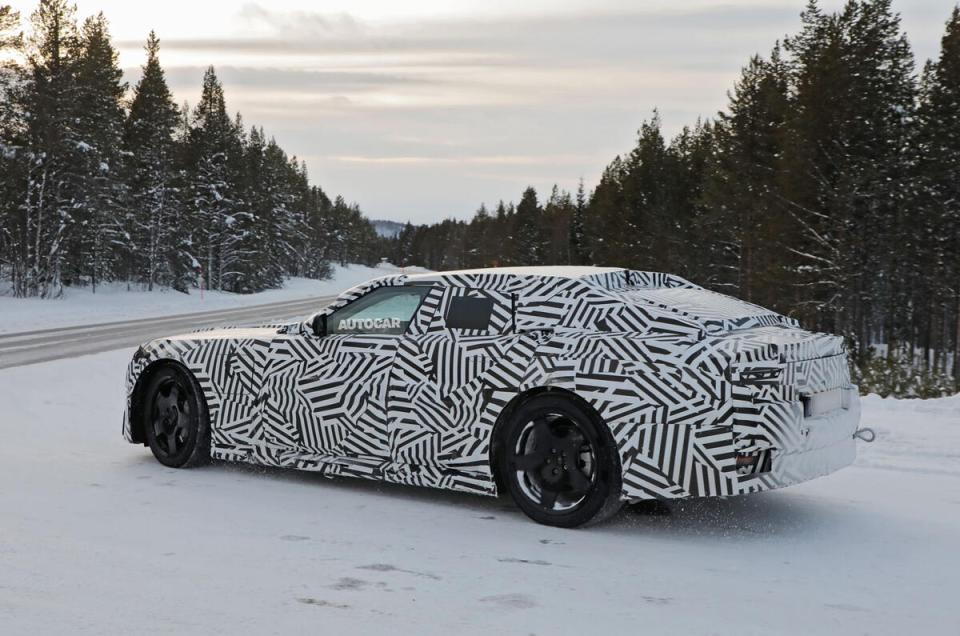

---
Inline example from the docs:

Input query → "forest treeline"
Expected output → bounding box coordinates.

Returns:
[384,1,960,396]
[0,0,381,298]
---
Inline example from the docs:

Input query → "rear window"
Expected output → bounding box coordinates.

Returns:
[445,296,494,330]
[623,288,775,322]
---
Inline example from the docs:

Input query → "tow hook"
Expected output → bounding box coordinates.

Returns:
[853,427,877,443]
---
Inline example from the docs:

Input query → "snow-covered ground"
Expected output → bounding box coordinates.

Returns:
[0,349,957,635]
[0,263,428,334]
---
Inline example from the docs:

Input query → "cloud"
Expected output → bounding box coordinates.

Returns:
[143,65,445,91]
[235,3,363,36]
[116,4,800,67]
[118,3,776,123]
[328,153,601,166]
[109,1,951,222]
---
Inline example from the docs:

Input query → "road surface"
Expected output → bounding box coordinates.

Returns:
[0,295,336,370]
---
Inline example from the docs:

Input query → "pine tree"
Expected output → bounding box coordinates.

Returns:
[0,3,16,47]
[568,179,589,265]
[0,5,24,288]
[68,12,125,291]
[326,195,379,266]
[282,155,311,276]
[186,66,242,291]
[301,182,334,278]
[513,186,544,265]
[701,50,789,307]
[391,221,416,267]
[588,113,684,271]
[124,31,182,291]
[19,0,82,297]
[586,156,628,267]
[0,5,20,129]
[234,128,305,292]
[491,200,512,266]
[667,120,714,282]
[542,185,573,265]
[1,4,373,297]
[784,0,917,357]
[628,114,678,271]
[259,136,293,289]
[463,203,491,268]
[917,6,960,387]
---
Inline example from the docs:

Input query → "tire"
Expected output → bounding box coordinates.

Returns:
[142,364,210,468]
[497,395,623,528]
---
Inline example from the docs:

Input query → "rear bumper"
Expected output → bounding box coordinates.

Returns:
[619,385,861,502]
[739,386,861,493]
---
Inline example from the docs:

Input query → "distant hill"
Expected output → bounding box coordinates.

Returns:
[371,219,406,238]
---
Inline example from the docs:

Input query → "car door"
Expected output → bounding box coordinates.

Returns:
[256,284,433,467]
[388,286,516,474]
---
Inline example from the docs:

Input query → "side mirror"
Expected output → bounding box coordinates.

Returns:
[311,314,326,337]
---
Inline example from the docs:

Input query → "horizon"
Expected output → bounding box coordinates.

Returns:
[5,0,954,223]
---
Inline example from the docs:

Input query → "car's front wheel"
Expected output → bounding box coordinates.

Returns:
[142,364,210,468]
[498,395,622,527]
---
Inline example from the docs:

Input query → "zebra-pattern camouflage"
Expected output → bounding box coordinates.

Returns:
[124,266,861,502]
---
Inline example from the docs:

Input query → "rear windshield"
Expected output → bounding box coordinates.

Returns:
[622,288,784,325]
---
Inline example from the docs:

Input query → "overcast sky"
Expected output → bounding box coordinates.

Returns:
[7,0,957,222]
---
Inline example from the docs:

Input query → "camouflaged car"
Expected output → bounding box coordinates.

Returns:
[124,266,864,527]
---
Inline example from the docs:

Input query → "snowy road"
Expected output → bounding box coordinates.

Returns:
[0,295,334,370]
[1,349,958,635]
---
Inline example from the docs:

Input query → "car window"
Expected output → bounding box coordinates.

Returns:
[327,286,431,335]
[445,296,494,330]
[417,288,513,336]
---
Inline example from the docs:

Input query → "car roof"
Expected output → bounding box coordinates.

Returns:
[405,266,627,282]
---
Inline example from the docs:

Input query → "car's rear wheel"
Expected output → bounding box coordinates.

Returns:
[498,395,622,527]
[142,365,210,468]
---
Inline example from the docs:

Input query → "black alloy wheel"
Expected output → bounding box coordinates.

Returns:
[499,395,622,527]
[142,365,210,468]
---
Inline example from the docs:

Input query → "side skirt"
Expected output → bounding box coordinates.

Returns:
[210,445,497,497]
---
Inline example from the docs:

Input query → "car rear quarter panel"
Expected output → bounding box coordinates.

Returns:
[522,330,743,499]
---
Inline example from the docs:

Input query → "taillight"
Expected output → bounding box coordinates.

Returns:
[736,453,759,467]
[735,450,772,475]
[726,364,783,386]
